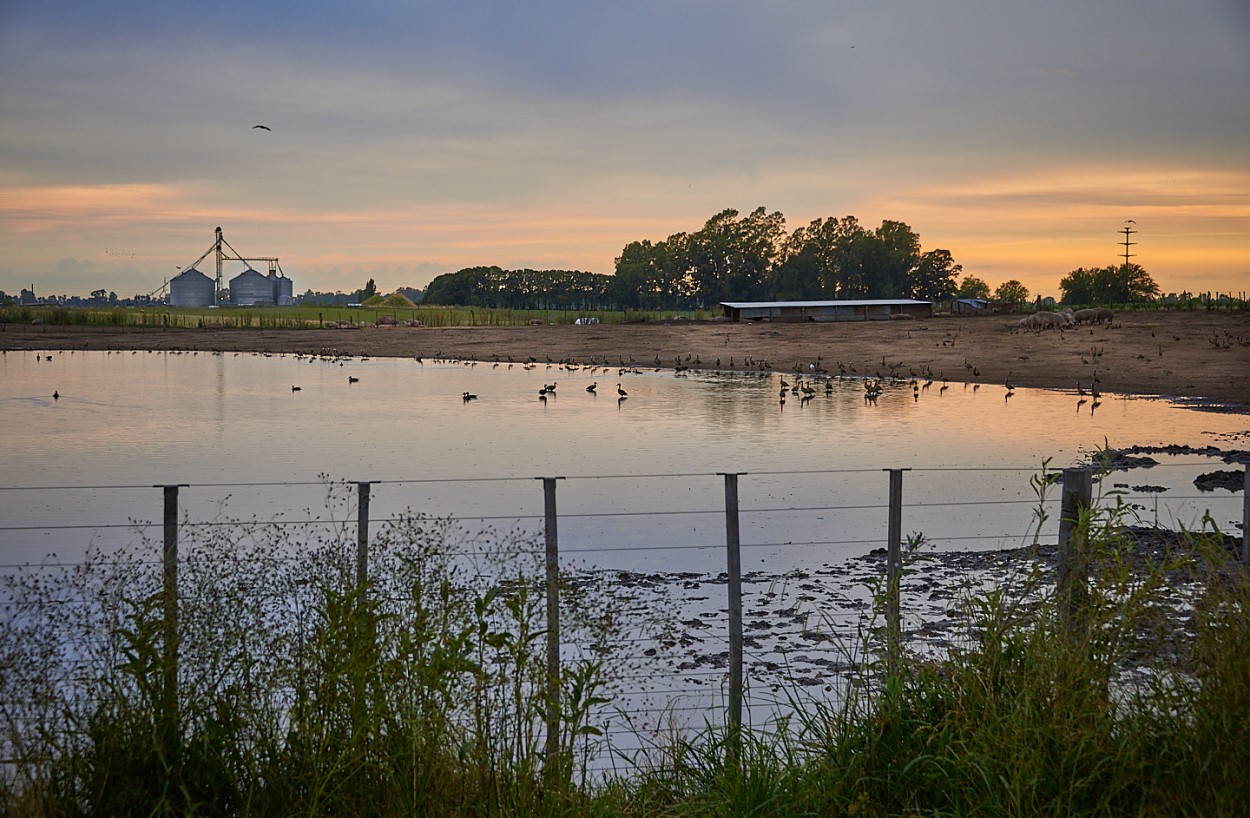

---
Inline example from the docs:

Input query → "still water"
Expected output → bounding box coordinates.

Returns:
[2,348,1244,572]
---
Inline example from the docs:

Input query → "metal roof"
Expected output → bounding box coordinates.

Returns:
[720,299,931,308]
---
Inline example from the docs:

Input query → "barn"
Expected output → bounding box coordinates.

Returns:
[720,299,932,322]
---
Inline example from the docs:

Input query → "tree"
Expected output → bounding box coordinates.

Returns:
[1059,263,1159,305]
[356,278,378,302]
[910,249,962,301]
[993,279,1029,303]
[956,275,990,299]
[90,288,107,301]
[873,220,921,298]
[686,207,786,305]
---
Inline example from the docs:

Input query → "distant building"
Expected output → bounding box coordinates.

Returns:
[169,268,216,307]
[228,268,294,306]
[229,268,275,306]
[954,298,991,315]
[720,299,932,322]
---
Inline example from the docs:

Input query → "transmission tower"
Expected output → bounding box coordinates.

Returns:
[1119,220,1137,271]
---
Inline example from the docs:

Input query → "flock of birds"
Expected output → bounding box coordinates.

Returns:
[22,347,1107,414]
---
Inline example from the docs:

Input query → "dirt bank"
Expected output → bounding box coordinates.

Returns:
[3,310,1248,407]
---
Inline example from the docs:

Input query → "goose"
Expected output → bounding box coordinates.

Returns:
[291,386,301,392]
[586,382,598,393]
[348,376,359,383]
[462,391,478,401]
[617,383,628,398]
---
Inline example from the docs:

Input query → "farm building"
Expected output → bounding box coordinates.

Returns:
[954,298,1018,315]
[720,299,932,322]
[954,298,991,315]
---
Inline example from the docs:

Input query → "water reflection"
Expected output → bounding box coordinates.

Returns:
[0,349,1243,569]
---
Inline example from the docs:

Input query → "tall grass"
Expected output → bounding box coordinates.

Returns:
[1,477,1246,815]
[1,305,718,329]
[0,485,630,816]
[619,479,1250,817]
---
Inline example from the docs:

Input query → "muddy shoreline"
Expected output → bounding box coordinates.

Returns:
[3,310,1248,407]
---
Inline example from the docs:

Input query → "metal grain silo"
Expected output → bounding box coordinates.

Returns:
[169,268,215,307]
[273,274,294,306]
[228,268,274,306]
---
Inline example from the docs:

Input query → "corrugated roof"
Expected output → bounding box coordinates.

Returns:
[720,299,931,308]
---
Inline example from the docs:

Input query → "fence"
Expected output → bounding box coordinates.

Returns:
[1,463,1246,782]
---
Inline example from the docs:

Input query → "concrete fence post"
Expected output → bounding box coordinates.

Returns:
[720,472,745,751]
[1058,467,1093,633]
[885,469,904,675]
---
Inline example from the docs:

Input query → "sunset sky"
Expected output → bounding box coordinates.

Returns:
[2,1,1248,300]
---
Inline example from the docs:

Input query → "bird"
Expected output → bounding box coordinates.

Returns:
[52,391,59,400]
[586,382,598,393]
[252,124,271,131]
[617,383,628,398]
[348,376,359,383]
[291,386,301,392]
[462,391,477,401]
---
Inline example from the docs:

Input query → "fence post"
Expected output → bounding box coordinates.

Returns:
[356,481,371,595]
[720,472,745,751]
[885,469,904,675]
[1243,465,1249,567]
[158,485,183,751]
[540,476,564,777]
[1057,467,1093,633]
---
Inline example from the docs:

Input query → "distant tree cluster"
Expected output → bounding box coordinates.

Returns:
[423,208,963,310]
[423,266,614,310]
[1059,263,1160,305]
[295,282,423,307]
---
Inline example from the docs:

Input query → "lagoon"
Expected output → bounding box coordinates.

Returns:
[2,347,1243,572]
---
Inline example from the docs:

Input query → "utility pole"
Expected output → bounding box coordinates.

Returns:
[1119,221,1137,271]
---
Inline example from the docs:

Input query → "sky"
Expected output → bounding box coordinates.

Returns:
[2,0,1248,301]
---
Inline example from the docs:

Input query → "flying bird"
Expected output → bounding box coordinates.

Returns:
[252,124,271,131]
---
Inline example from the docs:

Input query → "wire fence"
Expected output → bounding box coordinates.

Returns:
[1,465,1246,773]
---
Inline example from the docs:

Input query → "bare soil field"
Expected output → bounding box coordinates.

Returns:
[4,310,1248,408]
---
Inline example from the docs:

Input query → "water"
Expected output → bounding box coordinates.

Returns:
[1,348,1244,570]
[1,347,1245,762]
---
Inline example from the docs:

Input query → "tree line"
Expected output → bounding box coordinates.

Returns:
[415,206,1166,310]
[423,207,964,310]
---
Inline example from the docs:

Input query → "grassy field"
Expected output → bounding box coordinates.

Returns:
[1,480,1247,816]
[0,304,718,329]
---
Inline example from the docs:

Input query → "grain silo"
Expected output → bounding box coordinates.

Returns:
[229,268,275,306]
[169,268,215,307]
[272,273,294,306]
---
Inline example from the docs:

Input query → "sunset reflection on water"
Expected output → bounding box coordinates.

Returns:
[1,349,1244,570]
